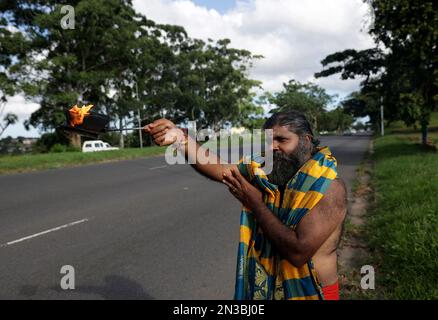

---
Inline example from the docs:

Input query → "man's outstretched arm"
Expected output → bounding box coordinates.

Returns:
[144,118,236,182]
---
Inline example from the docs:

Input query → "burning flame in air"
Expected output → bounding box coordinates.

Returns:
[69,104,94,127]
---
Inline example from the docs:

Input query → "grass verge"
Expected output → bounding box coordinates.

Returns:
[365,134,438,299]
[0,146,167,175]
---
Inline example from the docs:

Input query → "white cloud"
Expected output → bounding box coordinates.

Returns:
[133,0,374,93]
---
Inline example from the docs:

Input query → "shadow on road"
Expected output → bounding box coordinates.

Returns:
[49,275,154,300]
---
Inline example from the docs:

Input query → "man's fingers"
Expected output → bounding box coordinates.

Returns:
[231,168,245,184]
[155,132,177,146]
[150,119,168,127]
[153,129,168,139]
[150,124,171,135]
[228,187,238,196]
[155,136,166,145]
[155,134,172,145]
[222,179,234,190]
[144,119,174,134]
[143,124,151,133]
[222,180,238,196]
[223,173,241,189]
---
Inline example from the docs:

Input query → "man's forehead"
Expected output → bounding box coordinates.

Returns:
[270,125,297,137]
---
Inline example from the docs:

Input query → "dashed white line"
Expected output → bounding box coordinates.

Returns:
[0,218,89,248]
[148,165,168,170]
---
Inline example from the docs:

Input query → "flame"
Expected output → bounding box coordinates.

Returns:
[69,104,94,127]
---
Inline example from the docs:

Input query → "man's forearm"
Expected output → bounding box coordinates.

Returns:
[251,201,308,267]
[177,133,229,182]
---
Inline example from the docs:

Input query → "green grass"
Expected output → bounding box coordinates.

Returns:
[0,132,264,176]
[0,146,167,175]
[365,133,438,299]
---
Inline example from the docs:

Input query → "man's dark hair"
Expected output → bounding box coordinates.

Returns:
[263,110,320,152]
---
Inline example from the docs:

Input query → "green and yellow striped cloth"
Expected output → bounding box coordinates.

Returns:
[235,146,338,300]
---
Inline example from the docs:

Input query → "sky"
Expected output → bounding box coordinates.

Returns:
[3,0,374,138]
[191,0,237,13]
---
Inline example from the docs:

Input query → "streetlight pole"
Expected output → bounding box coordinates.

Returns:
[135,81,143,149]
[380,96,384,136]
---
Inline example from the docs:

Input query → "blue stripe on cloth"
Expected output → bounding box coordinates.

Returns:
[240,211,255,229]
[287,207,309,226]
[237,162,250,180]
[290,172,317,191]
[321,157,337,170]
[248,257,257,299]
[234,241,248,300]
[283,276,319,298]
[277,207,291,224]
[312,152,325,163]
[309,176,332,194]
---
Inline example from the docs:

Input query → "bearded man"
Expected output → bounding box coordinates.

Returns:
[144,110,347,300]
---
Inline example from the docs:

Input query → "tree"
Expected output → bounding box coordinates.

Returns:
[318,107,354,134]
[0,10,31,138]
[316,0,438,144]
[236,93,265,130]
[265,80,335,131]
[2,0,171,147]
[158,37,262,131]
[200,39,262,131]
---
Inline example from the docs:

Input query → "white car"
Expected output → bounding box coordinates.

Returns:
[82,140,119,152]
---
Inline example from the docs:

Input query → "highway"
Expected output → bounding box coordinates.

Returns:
[0,135,371,299]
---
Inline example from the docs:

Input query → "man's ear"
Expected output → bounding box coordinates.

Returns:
[305,134,312,144]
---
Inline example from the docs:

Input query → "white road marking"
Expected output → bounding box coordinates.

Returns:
[0,218,89,247]
[148,165,168,170]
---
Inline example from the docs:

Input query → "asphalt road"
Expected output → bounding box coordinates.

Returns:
[0,135,371,299]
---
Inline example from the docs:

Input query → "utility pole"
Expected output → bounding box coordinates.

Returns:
[135,81,143,149]
[380,96,384,136]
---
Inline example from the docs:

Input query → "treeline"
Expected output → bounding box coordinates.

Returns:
[0,0,264,148]
[263,80,355,134]
[2,0,402,152]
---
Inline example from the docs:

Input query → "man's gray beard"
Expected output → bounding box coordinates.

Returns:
[267,139,311,186]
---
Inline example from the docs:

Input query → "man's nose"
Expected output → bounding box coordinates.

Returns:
[271,141,280,152]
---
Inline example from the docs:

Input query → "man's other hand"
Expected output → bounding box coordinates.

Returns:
[222,167,263,210]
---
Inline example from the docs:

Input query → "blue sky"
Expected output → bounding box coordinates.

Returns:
[191,0,237,13]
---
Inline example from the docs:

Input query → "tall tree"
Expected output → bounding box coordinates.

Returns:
[316,0,438,144]
[159,37,262,131]
[318,107,354,134]
[265,80,335,132]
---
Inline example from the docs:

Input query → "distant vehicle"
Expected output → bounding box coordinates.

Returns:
[82,140,119,152]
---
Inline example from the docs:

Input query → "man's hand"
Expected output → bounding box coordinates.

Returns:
[222,167,263,210]
[143,119,184,146]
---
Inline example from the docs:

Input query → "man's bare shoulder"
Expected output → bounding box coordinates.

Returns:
[318,177,348,214]
[331,178,347,199]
